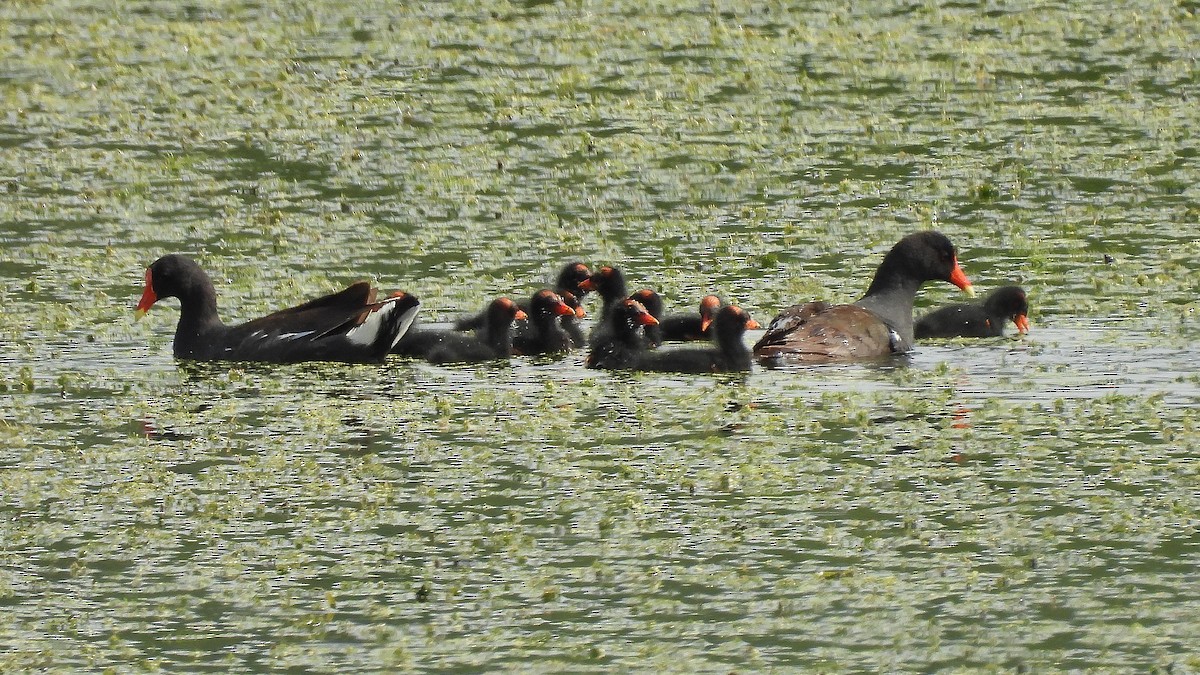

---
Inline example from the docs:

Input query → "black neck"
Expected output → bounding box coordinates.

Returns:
[854,256,923,343]
[171,279,224,356]
[484,322,514,356]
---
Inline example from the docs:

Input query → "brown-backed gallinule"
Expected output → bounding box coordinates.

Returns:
[753,231,974,363]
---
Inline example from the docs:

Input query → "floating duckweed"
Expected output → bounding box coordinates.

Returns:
[1,0,1198,672]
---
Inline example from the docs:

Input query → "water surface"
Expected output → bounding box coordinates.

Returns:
[1,0,1198,671]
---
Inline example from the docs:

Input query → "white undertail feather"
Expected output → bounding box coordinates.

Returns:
[390,304,420,348]
[345,295,421,347]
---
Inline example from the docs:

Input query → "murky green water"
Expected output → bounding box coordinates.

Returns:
[2,0,1198,671]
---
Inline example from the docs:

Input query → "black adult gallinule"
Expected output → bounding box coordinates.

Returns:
[135,254,420,364]
[585,299,658,370]
[633,305,760,373]
[753,231,974,363]
[659,294,723,342]
[915,285,1030,338]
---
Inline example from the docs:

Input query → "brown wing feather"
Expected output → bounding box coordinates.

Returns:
[264,281,374,318]
[753,303,897,362]
[233,282,376,336]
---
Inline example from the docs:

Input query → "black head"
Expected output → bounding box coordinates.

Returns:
[580,266,629,302]
[150,254,211,298]
[555,262,593,297]
[713,305,760,337]
[985,286,1028,316]
[628,289,664,319]
[877,231,973,292]
[985,285,1030,333]
[137,254,216,315]
[698,294,723,330]
[611,298,659,334]
[529,289,575,321]
[485,297,528,326]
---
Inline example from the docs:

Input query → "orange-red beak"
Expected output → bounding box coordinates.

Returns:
[745,318,761,330]
[699,296,721,331]
[554,301,575,317]
[1014,314,1030,334]
[560,291,586,318]
[513,309,528,321]
[638,313,659,327]
[135,268,157,319]
[948,259,975,297]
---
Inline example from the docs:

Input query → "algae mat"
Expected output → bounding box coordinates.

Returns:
[1,1,1198,671]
